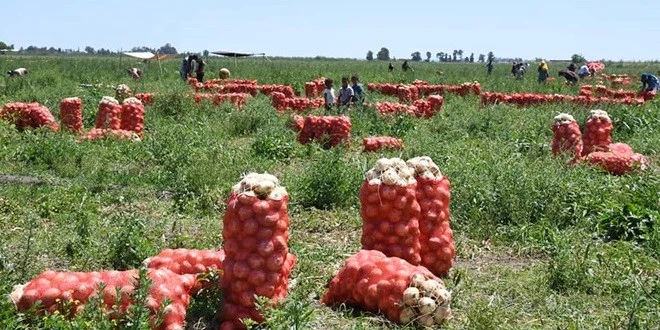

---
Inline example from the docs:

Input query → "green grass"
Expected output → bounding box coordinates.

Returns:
[0,55,659,329]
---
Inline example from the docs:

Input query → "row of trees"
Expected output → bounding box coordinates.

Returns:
[0,41,182,55]
[367,47,495,63]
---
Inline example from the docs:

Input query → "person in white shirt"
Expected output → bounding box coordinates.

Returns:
[323,78,336,112]
[578,64,591,79]
[6,68,28,77]
[128,67,142,80]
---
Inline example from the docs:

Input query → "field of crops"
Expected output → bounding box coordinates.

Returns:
[0,55,658,329]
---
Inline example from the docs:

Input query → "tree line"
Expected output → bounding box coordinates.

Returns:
[0,41,180,56]
[367,47,496,63]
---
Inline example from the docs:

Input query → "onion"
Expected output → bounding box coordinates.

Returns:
[402,287,420,306]
[399,307,416,324]
[418,297,436,315]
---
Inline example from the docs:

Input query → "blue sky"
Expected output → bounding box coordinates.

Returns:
[1,0,659,61]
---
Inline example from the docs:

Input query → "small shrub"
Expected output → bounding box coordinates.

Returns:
[251,129,295,161]
[599,203,656,243]
[292,149,363,210]
[108,215,154,270]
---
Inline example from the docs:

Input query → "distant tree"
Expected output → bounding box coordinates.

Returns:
[487,51,495,62]
[203,50,209,57]
[158,43,177,54]
[425,51,432,62]
[376,47,390,61]
[0,41,9,49]
[366,50,374,61]
[436,52,444,62]
[571,53,586,63]
[478,54,486,62]
[452,50,457,62]
[132,46,155,53]
[469,53,475,63]
[411,52,422,62]
[85,46,95,54]
[392,56,396,61]
[458,50,464,61]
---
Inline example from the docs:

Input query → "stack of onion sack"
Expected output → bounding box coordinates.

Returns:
[321,250,452,327]
[0,102,59,131]
[120,97,145,138]
[9,268,196,330]
[360,158,422,265]
[134,93,154,106]
[60,97,84,133]
[144,249,226,294]
[581,110,613,156]
[363,136,404,152]
[95,96,122,130]
[551,113,583,163]
[579,110,648,175]
[219,173,297,329]
[397,85,420,103]
[297,115,352,148]
[304,78,326,98]
[407,157,454,276]
[80,128,140,142]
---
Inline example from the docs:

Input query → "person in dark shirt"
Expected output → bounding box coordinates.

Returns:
[351,74,364,104]
[486,58,494,74]
[640,73,659,93]
[388,62,394,72]
[558,70,579,84]
[567,63,577,73]
[194,56,206,82]
[402,60,410,72]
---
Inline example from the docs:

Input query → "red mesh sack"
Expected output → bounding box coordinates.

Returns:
[120,97,145,138]
[60,97,84,133]
[584,150,648,175]
[297,116,351,148]
[10,268,196,330]
[134,93,154,106]
[79,128,139,141]
[321,250,452,327]
[581,110,613,156]
[407,157,454,276]
[1,102,59,131]
[144,248,226,294]
[360,158,421,265]
[219,173,296,329]
[95,96,122,130]
[363,136,404,152]
[551,113,583,162]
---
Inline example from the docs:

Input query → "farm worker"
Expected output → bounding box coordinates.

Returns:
[180,56,191,81]
[578,64,590,79]
[486,58,493,74]
[538,61,549,83]
[558,71,578,84]
[323,78,336,112]
[351,74,364,104]
[338,76,355,107]
[402,60,410,72]
[567,63,577,73]
[640,73,659,93]
[6,68,28,77]
[514,63,526,80]
[388,62,394,72]
[511,62,518,76]
[219,68,231,79]
[128,68,142,80]
[194,56,206,82]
